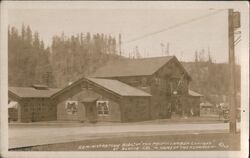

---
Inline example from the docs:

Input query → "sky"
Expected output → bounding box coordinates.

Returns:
[8,8,242,63]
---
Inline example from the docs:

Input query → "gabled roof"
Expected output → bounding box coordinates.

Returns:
[86,78,152,97]
[9,87,61,98]
[91,56,174,78]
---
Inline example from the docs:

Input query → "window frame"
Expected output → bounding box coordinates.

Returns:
[141,77,148,87]
[96,100,110,116]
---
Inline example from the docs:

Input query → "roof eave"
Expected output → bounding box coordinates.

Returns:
[8,91,21,101]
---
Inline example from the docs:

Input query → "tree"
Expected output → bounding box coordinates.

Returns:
[33,32,40,49]
[111,38,117,55]
[9,26,120,87]
[26,25,33,44]
[21,24,25,40]
[199,48,205,62]
[195,50,198,63]
[119,33,122,56]
[134,45,141,59]
[207,48,212,63]
[8,25,53,87]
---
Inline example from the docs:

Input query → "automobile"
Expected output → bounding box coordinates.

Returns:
[222,108,229,122]
[220,107,241,123]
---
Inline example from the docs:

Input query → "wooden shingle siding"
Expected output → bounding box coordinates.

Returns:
[57,90,94,121]
[57,88,122,122]
[99,58,191,120]
[96,98,121,122]
[120,96,151,122]
[18,99,56,122]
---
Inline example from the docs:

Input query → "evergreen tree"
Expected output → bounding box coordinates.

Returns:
[8,25,53,87]
[195,50,198,63]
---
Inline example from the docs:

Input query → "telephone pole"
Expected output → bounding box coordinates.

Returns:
[228,9,240,134]
[166,42,169,56]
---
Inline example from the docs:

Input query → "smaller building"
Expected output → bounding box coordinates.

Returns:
[187,90,203,116]
[53,77,152,123]
[200,101,214,114]
[8,101,18,122]
[8,85,60,122]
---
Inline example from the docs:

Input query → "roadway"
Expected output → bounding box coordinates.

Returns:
[8,122,240,149]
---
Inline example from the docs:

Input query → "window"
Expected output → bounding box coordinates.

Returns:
[65,101,78,114]
[96,101,109,115]
[170,79,178,94]
[130,77,140,86]
[154,77,160,85]
[141,77,147,87]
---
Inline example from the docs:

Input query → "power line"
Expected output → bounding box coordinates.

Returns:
[234,39,241,46]
[234,35,241,46]
[123,9,226,45]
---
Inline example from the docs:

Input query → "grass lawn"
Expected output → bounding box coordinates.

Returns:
[12,132,240,151]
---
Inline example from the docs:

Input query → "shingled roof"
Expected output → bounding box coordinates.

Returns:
[91,56,174,78]
[9,87,61,98]
[86,78,152,97]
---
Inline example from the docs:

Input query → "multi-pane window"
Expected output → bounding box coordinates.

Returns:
[154,77,160,86]
[65,101,78,114]
[141,77,147,87]
[96,101,109,115]
[170,77,188,95]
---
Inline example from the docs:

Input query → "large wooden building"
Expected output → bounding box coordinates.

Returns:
[8,56,202,123]
[90,56,202,119]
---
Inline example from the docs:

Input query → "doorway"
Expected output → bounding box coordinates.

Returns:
[82,98,98,123]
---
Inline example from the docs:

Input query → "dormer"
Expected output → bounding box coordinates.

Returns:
[31,84,49,90]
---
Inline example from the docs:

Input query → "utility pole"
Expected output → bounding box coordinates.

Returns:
[228,9,240,134]
[160,43,164,56]
[166,42,169,56]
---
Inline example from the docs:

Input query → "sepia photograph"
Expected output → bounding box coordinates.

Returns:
[0,1,249,158]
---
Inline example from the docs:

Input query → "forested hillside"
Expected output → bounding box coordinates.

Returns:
[8,25,51,87]
[50,32,121,87]
[8,25,240,103]
[182,61,240,104]
[8,25,122,88]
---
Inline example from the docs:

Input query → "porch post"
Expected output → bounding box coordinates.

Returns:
[17,102,22,122]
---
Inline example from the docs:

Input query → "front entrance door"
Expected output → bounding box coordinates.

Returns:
[159,103,171,119]
[83,101,97,123]
[171,96,182,117]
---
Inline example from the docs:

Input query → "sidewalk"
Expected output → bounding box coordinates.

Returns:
[9,115,223,128]
[9,121,240,149]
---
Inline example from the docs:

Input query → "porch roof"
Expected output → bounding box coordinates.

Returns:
[81,97,98,103]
